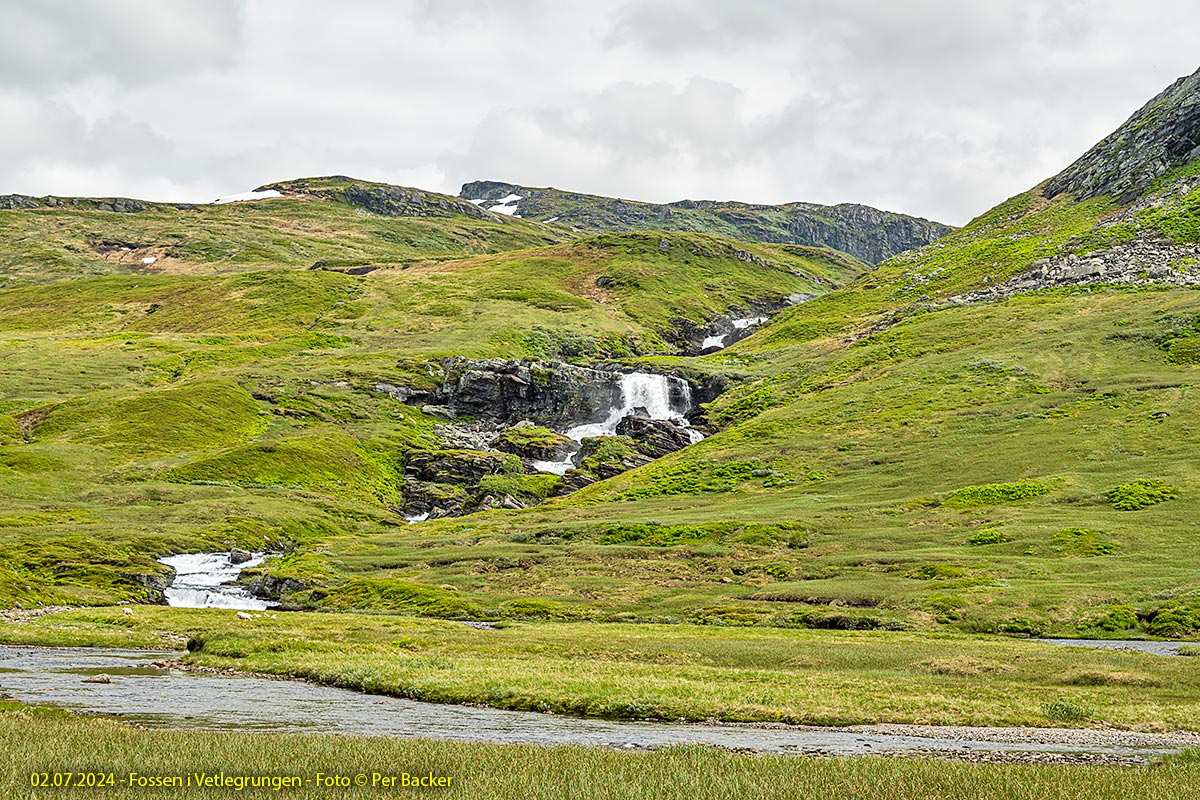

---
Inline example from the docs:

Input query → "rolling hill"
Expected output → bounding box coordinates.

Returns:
[1,66,1199,650]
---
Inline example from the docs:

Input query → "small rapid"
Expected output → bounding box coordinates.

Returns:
[159,553,274,611]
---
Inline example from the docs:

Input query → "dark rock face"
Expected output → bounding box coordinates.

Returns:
[1045,67,1200,204]
[431,358,626,427]
[615,415,697,459]
[459,181,954,264]
[0,195,145,213]
[245,574,309,602]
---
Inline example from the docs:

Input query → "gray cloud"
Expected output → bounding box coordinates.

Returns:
[1,0,1198,224]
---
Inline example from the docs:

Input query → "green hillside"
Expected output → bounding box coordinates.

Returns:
[2,66,1200,725]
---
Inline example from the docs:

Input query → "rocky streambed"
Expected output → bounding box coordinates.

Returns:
[1,645,1194,763]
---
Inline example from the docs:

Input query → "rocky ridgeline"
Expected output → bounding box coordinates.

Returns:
[460,181,953,264]
[264,178,501,221]
[953,174,1200,305]
[1045,67,1200,204]
[0,194,148,213]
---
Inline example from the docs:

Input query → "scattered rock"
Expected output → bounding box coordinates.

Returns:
[229,548,253,565]
[81,674,111,684]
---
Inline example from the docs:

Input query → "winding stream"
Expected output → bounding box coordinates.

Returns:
[0,646,1191,758]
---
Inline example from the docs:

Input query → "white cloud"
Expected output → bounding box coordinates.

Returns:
[0,0,1198,225]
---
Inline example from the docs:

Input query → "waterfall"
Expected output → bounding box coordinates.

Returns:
[532,372,700,474]
[565,373,693,440]
[160,552,274,610]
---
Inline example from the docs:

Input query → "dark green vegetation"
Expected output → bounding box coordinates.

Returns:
[460,179,954,264]
[5,701,1198,800]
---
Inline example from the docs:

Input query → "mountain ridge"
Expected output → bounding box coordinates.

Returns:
[459,180,954,264]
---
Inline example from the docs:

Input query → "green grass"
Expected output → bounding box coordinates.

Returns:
[4,608,1200,731]
[4,705,1198,800]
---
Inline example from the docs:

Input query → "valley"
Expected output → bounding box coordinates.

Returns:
[2,58,1200,799]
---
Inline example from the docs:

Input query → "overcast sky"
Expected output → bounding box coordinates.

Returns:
[2,1,1198,225]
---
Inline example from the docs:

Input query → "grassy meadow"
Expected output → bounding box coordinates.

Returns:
[3,607,1199,730]
[5,703,1199,800]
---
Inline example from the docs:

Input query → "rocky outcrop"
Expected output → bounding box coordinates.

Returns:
[615,415,697,458]
[459,181,954,264]
[1045,67,1200,204]
[404,450,515,485]
[264,178,499,221]
[0,195,146,213]
[490,421,574,461]
[674,295,817,355]
[950,239,1200,305]
[422,358,627,426]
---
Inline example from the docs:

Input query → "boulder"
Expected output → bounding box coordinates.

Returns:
[229,548,253,565]
[615,416,697,459]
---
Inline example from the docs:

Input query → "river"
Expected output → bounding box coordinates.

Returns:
[0,645,1193,760]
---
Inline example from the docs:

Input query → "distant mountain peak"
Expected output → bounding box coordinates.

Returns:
[458,181,953,264]
[1045,66,1200,204]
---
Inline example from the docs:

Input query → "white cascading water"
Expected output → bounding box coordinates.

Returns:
[159,552,274,610]
[702,316,770,351]
[533,373,702,474]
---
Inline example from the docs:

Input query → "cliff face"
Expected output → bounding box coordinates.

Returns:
[459,181,954,264]
[1045,67,1200,204]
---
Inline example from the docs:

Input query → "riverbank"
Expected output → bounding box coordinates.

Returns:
[4,645,1192,766]
[3,702,1198,799]
[2,607,1199,732]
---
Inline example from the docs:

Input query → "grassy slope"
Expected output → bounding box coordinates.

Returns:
[226,169,1200,640]
[0,192,863,608]
[0,185,563,286]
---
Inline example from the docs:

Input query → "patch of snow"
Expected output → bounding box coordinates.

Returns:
[119,247,131,252]
[544,216,560,223]
[141,256,157,265]
[468,198,485,204]
[212,189,283,205]
[488,194,522,217]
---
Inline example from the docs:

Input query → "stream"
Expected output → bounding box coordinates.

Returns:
[159,553,274,611]
[0,645,1192,759]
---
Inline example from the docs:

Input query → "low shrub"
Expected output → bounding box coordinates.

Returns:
[967,528,1012,545]
[1106,479,1178,511]
[941,480,1048,508]
[1041,699,1094,723]
[1053,528,1120,557]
